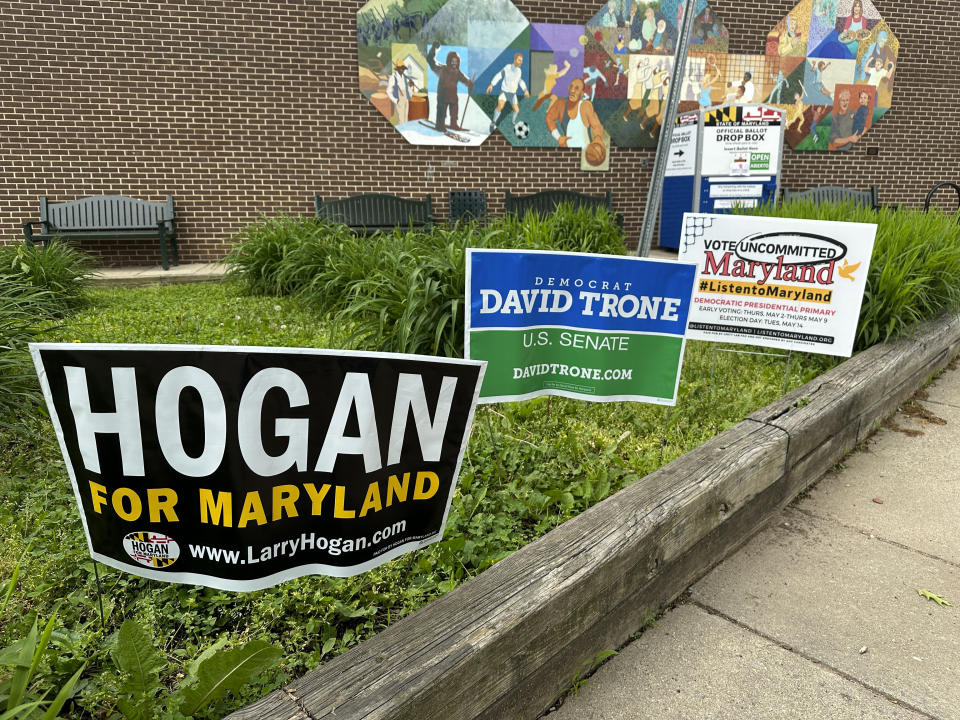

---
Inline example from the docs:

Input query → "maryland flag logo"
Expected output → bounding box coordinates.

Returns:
[122,532,180,568]
[704,105,743,125]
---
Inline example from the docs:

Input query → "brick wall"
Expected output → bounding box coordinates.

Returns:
[0,1,953,265]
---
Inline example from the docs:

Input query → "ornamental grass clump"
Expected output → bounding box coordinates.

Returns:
[224,205,626,355]
[223,215,353,296]
[321,226,470,355]
[497,202,627,256]
[0,280,53,433]
[741,201,960,351]
[0,241,94,435]
[0,240,96,313]
[319,208,625,355]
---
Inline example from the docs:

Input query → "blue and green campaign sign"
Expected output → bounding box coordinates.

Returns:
[465,249,697,404]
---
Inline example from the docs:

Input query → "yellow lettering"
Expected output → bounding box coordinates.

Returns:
[272,485,300,521]
[414,471,439,500]
[333,485,355,519]
[238,491,267,528]
[303,483,330,515]
[147,488,179,522]
[89,481,108,514]
[112,487,142,521]
[199,489,233,527]
[386,473,409,507]
[359,482,382,518]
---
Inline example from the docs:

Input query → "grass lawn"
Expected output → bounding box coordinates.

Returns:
[4,201,960,716]
[0,280,837,718]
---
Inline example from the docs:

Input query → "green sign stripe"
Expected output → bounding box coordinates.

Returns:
[470,328,683,400]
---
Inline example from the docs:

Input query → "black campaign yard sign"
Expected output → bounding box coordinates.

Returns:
[31,344,485,591]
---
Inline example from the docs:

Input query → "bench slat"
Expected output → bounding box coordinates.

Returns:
[45,195,172,230]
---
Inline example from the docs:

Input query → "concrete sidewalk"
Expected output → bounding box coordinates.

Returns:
[549,365,960,720]
[89,262,226,287]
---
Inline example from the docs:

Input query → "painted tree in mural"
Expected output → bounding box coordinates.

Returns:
[356,0,895,156]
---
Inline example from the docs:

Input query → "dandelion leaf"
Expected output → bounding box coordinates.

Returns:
[115,619,163,720]
[177,639,282,715]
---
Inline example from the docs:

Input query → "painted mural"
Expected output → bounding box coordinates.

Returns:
[766,0,898,151]
[356,0,895,156]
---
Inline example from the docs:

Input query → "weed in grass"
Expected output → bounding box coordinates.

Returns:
[0,608,85,719]
[109,618,282,719]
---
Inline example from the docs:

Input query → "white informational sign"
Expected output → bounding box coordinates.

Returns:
[701,105,784,179]
[713,199,758,210]
[666,123,697,177]
[710,184,765,199]
[679,214,877,357]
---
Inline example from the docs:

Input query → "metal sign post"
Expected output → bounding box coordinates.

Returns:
[638,0,697,257]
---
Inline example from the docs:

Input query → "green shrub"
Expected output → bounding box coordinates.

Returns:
[496,202,627,256]
[224,204,627,355]
[0,280,54,434]
[740,201,960,351]
[0,241,93,438]
[223,215,353,296]
[0,240,96,313]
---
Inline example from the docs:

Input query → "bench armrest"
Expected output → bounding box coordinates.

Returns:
[22,220,52,232]
[22,220,54,245]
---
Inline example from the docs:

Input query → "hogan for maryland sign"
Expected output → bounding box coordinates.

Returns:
[31,344,484,591]
[678,214,876,357]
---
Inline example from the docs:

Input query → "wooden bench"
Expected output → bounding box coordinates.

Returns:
[314,193,434,234]
[504,189,625,231]
[782,185,879,210]
[22,195,178,270]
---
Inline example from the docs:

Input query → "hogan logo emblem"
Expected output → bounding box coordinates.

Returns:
[122,532,180,568]
[735,233,847,266]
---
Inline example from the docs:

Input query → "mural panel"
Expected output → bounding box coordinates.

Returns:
[766,0,813,58]
[767,0,897,151]
[356,0,896,154]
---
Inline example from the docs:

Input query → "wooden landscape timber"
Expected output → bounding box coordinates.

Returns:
[230,311,960,720]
